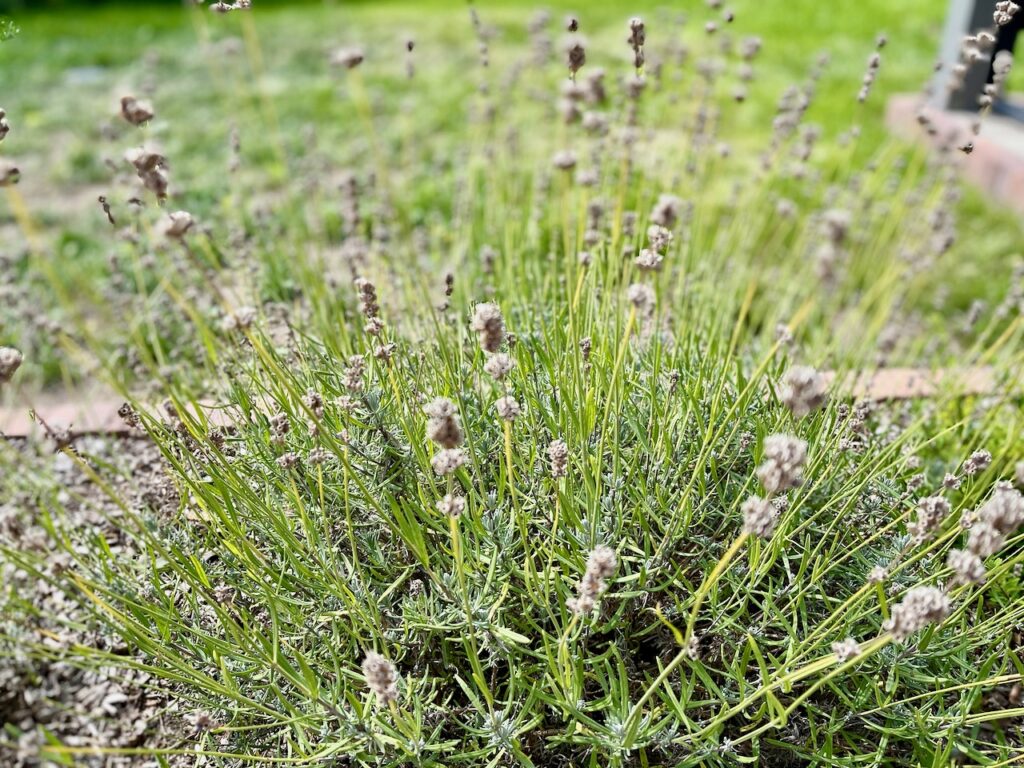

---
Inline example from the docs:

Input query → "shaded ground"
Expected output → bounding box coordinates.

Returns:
[0,435,196,767]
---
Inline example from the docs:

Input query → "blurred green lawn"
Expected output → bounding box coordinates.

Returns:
[0,0,1021,386]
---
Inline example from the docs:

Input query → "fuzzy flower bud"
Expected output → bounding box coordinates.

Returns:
[646,224,673,253]
[908,496,951,544]
[967,521,1005,558]
[568,545,617,615]
[424,397,464,449]
[741,495,778,538]
[650,193,683,229]
[361,651,399,704]
[634,249,663,271]
[483,352,515,381]
[756,434,808,494]
[947,548,986,585]
[963,449,992,476]
[565,35,586,76]
[779,365,828,418]
[470,302,505,353]
[437,493,466,518]
[343,354,365,393]
[548,438,569,478]
[431,448,467,476]
[0,159,20,186]
[120,95,154,126]
[331,46,365,69]
[627,283,655,310]
[995,1,1021,26]
[831,638,860,662]
[977,483,1024,534]
[495,395,521,422]
[883,586,950,642]
[164,210,194,240]
[0,346,23,383]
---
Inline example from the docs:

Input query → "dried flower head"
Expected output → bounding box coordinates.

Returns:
[908,495,951,544]
[756,434,808,494]
[431,447,467,476]
[277,452,301,469]
[0,346,23,383]
[0,159,20,186]
[308,447,332,466]
[355,277,380,319]
[343,354,366,393]
[495,395,521,421]
[947,548,986,585]
[269,412,290,446]
[120,95,154,126]
[437,493,466,518]
[361,651,399,704]
[164,210,194,240]
[963,449,992,476]
[424,397,464,448]
[995,1,1021,25]
[883,586,950,642]
[634,248,663,271]
[857,50,882,103]
[564,34,586,77]
[831,638,860,662]
[650,193,683,228]
[332,46,365,69]
[646,224,673,252]
[303,389,325,419]
[126,147,168,200]
[779,365,828,418]
[548,438,569,478]
[977,483,1024,534]
[967,520,1005,558]
[552,149,578,170]
[483,352,515,381]
[627,283,655,310]
[568,545,617,615]
[470,302,505,353]
[741,495,778,538]
[222,306,257,332]
[627,17,645,70]
[867,565,888,584]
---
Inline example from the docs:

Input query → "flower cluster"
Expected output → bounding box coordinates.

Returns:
[567,545,617,615]
[883,586,950,642]
[470,302,505,354]
[361,651,399,704]
[126,147,169,200]
[948,483,1024,584]
[424,397,467,476]
[548,438,569,478]
[756,434,808,494]
[908,496,950,544]
[120,95,154,126]
[0,346,23,384]
[779,365,828,418]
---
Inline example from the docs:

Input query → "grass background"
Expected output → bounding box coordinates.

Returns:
[1,0,1022,391]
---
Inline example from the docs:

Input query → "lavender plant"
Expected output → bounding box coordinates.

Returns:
[2,2,1024,767]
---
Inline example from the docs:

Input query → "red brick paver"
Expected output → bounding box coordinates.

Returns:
[0,366,1006,439]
